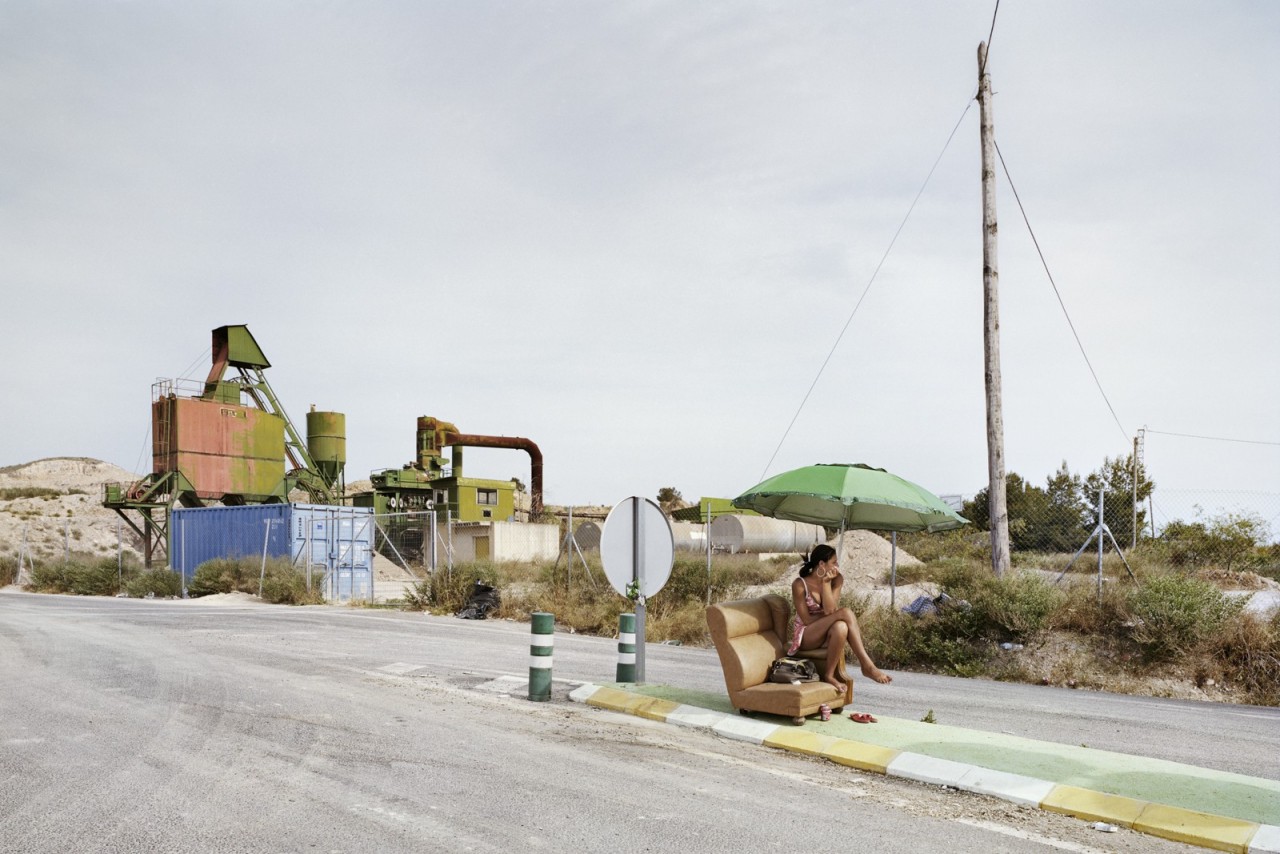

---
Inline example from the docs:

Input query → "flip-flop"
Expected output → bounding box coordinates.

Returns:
[849,712,878,724]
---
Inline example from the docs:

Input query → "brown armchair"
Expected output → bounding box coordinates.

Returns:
[706,593,852,725]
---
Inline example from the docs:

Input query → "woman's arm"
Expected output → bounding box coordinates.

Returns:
[822,572,844,615]
[792,578,814,625]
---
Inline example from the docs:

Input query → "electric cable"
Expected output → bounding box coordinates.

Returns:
[994,141,1130,443]
[979,0,1001,78]
[1145,429,1280,447]
[758,99,975,482]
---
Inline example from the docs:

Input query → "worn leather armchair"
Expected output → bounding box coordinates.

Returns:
[706,593,851,725]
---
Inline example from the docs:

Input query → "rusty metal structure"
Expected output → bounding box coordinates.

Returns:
[359,417,543,521]
[104,325,345,566]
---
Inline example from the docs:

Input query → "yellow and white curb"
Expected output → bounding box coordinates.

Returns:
[569,683,1280,854]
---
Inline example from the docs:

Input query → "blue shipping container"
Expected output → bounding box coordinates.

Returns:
[171,504,374,602]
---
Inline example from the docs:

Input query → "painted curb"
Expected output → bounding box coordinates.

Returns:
[1133,803,1258,853]
[1249,824,1280,854]
[567,683,1276,854]
[665,704,731,729]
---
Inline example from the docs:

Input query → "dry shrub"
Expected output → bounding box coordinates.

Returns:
[644,604,711,646]
[30,556,121,595]
[896,530,988,564]
[125,569,182,598]
[862,606,989,678]
[1209,610,1280,705]
[972,572,1064,642]
[188,556,323,605]
[1048,576,1130,635]
[1124,572,1242,662]
[0,555,16,586]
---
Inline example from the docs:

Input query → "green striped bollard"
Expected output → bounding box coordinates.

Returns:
[616,613,636,683]
[529,612,554,702]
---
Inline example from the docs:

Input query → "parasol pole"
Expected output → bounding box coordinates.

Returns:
[837,518,845,568]
[891,531,897,609]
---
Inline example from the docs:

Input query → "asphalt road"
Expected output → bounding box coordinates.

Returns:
[2,589,1268,853]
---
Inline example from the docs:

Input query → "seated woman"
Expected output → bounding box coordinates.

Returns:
[789,543,892,693]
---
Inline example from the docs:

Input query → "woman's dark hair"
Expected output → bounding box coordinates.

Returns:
[799,543,836,577]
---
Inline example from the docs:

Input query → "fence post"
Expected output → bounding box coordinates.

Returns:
[529,612,554,701]
[616,613,636,683]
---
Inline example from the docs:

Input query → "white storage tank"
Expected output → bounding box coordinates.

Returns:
[670,521,708,552]
[573,520,602,551]
[710,515,826,554]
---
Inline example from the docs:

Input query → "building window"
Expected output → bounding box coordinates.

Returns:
[477,489,498,506]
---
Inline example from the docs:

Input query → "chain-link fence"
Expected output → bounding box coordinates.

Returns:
[6,480,1276,590]
[956,484,1279,575]
[373,511,562,574]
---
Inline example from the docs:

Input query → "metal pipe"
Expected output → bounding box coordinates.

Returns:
[441,430,544,517]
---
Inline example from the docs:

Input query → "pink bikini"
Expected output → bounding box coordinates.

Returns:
[787,583,822,655]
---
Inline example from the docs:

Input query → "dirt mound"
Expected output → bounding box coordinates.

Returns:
[0,457,137,492]
[0,457,144,562]
[742,530,932,607]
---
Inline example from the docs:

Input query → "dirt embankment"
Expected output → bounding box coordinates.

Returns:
[0,457,144,562]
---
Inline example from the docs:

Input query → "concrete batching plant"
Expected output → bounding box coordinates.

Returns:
[103,325,347,566]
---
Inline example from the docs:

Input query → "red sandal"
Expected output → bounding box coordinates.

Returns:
[849,712,878,724]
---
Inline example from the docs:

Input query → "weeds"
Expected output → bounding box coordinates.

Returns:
[29,556,125,596]
[126,569,183,598]
[401,580,432,611]
[1208,611,1280,705]
[0,487,62,501]
[188,557,324,605]
[1124,572,1242,662]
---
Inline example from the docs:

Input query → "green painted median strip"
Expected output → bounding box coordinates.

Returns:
[608,682,1280,827]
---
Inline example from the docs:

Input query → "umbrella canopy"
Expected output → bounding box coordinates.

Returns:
[732,463,968,534]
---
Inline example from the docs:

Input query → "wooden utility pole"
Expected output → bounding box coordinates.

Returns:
[978,41,1010,577]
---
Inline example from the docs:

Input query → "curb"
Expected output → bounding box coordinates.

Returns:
[569,683,1280,854]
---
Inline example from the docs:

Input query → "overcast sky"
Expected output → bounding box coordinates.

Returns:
[2,1,1276,533]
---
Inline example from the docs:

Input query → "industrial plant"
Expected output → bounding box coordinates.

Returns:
[103,325,551,598]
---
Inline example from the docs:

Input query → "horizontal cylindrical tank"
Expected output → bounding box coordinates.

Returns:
[574,521,602,551]
[709,515,826,554]
[306,409,346,484]
[575,519,709,552]
[670,521,708,552]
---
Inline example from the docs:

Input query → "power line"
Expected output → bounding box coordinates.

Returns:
[994,141,1130,443]
[1146,429,1280,447]
[758,100,974,481]
[979,0,1001,78]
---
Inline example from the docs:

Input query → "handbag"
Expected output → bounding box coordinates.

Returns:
[767,656,819,684]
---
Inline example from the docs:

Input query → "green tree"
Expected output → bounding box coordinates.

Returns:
[963,472,1056,551]
[1083,454,1153,547]
[1040,461,1089,552]
[656,487,685,515]
[1157,511,1269,571]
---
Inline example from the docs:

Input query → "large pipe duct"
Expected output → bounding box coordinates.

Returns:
[414,417,543,517]
[444,432,543,517]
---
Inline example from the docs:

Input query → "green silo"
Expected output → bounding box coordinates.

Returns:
[306,408,346,487]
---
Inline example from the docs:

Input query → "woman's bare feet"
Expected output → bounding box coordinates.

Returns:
[861,663,892,684]
[825,678,845,694]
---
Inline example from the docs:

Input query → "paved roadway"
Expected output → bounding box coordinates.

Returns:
[2,589,1271,853]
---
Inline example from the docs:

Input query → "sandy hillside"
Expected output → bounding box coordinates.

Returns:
[0,458,144,561]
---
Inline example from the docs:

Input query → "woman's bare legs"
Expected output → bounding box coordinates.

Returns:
[798,608,892,685]
[834,607,891,683]
[822,621,849,692]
